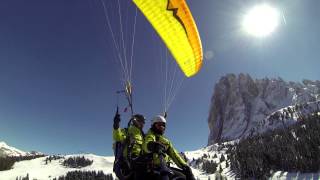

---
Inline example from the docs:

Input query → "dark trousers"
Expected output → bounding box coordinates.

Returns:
[131,156,153,180]
[168,167,186,180]
[147,167,186,180]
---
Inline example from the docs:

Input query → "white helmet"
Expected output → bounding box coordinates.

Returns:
[151,115,166,125]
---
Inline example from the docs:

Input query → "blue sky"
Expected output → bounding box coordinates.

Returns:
[0,0,319,156]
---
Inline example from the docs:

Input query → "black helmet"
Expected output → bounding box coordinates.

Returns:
[132,114,145,123]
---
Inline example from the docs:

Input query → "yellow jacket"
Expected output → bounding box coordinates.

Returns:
[113,125,144,158]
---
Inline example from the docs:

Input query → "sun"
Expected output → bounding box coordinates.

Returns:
[242,4,280,37]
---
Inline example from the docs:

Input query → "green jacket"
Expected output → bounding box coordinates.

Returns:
[112,125,144,158]
[142,129,187,169]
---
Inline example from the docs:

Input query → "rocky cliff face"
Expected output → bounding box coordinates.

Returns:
[208,74,320,145]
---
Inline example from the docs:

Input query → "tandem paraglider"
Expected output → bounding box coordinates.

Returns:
[101,0,203,179]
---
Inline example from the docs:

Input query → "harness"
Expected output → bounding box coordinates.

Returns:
[113,128,132,180]
[113,125,148,180]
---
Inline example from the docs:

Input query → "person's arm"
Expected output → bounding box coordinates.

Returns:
[112,108,125,142]
[167,142,187,168]
[167,142,195,179]
[113,107,120,129]
[113,128,126,142]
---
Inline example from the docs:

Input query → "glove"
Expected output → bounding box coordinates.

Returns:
[113,108,121,129]
[182,165,195,180]
[147,141,166,154]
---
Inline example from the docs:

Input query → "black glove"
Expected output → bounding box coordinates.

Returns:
[147,141,166,154]
[182,165,195,180]
[113,108,121,129]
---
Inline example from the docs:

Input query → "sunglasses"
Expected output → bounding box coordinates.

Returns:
[137,120,145,124]
[155,123,166,127]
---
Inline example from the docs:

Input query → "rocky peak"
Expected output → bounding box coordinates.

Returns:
[208,74,320,145]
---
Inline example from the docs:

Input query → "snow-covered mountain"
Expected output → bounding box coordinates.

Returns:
[0,141,43,157]
[208,74,320,145]
[0,142,318,180]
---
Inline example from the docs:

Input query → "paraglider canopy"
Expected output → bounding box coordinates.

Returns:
[133,0,203,77]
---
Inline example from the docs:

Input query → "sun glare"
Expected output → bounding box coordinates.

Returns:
[242,4,280,37]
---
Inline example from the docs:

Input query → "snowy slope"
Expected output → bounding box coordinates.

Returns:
[0,141,227,179]
[185,143,235,179]
[0,142,28,157]
[185,143,320,180]
[0,143,319,179]
[0,141,44,157]
[0,154,115,180]
[251,101,320,136]
[0,152,211,180]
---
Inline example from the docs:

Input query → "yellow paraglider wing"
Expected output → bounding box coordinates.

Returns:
[133,0,203,77]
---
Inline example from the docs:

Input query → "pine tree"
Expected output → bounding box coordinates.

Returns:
[213,154,217,158]
[225,161,229,168]
[0,157,15,171]
[220,155,225,162]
